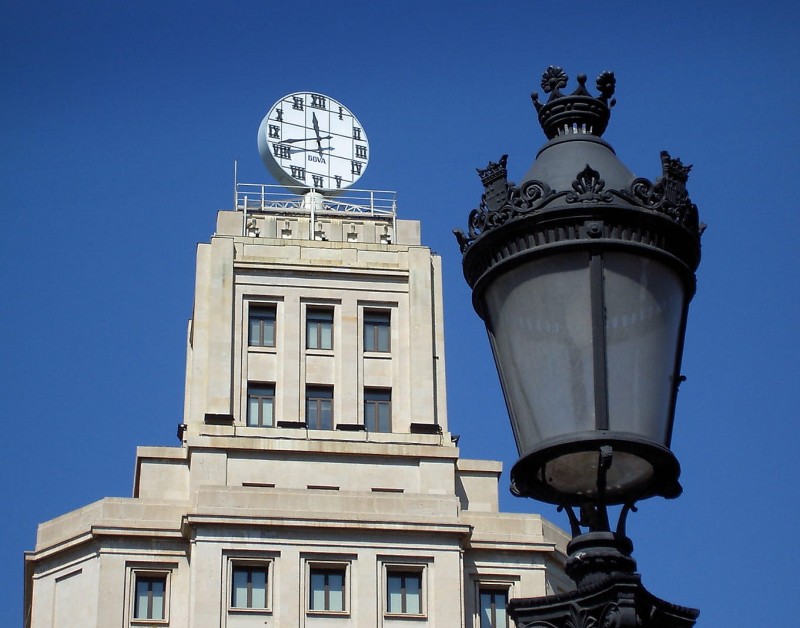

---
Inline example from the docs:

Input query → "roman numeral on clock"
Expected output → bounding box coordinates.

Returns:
[268,125,280,139]
[310,94,327,109]
[291,166,306,180]
[272,143,291,159]
[351,161,363,175]
[312,175,324,188]
[355,145,367,159]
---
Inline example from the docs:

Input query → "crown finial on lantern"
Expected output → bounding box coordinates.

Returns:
[476,154,509,187]
[531,66,617,140]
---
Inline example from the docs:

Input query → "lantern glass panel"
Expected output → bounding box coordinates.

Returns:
[484,252,595,454]
[603,253,686,444]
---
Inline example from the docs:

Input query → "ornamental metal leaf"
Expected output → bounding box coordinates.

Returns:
[511,179,553,213]
[627,177,660,208]
[456,155,556,250]
[600,604,622,628]
[621,151,701,233]
[542,66,569,97]
[595,71,616,104]
[566,165,613,203]
[565,604,599,628]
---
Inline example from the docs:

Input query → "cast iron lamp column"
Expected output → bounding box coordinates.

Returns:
[454,67,703,627]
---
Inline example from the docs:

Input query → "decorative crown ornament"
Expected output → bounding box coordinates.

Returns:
[477,154,509,187]
[532,66,617,139]
[475,155,514,217]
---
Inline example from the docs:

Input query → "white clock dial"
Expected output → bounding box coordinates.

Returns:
[258,92,369,192]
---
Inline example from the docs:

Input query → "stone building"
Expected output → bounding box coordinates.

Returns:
[24,185,569,627]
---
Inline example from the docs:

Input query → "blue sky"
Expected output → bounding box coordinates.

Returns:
[2,1,798,625]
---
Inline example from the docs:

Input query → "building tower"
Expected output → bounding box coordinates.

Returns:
[25,94,569,627]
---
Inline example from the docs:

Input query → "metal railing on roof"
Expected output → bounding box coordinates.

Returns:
[235,182,397,220]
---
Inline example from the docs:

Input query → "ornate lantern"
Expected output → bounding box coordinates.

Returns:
[455,67,703,627]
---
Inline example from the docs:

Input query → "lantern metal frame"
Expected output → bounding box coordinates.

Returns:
[455,67,703,627]
[458,154,702,508]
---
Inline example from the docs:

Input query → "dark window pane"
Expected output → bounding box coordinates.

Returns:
[307,308,333,350]
[307,387,334,430]
[232,565,268,609]
[365,389,391,433]
[309,567,345,611]
[134,575,166,620]
[387,570,422,614]
[479,588,508,628]
[364,310,390,352]
[247,384,275,427]
[249,305,276,347]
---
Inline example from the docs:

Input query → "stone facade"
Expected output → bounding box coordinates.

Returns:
[24,193,569,627]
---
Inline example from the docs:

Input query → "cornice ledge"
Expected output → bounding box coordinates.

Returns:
[182,513,471,537]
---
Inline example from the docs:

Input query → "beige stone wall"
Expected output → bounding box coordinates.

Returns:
[27,488,567,628]
[25,203,568,628]
[183,210,447,439]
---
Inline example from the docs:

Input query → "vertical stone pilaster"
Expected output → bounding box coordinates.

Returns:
[408,247,436,426]
[204,237,235,419]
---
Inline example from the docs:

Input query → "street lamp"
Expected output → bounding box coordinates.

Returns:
[455,67,703,627]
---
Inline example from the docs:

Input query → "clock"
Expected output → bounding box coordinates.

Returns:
[257,92,369,193]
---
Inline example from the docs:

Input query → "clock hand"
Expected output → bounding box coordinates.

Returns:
[292,146,335,154]
[281,136,332,144]
[312,113,323,154]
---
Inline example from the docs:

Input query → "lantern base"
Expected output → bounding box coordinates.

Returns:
[510,433,682,506]
[565,531,636,587]
[509,530,698,627]
[508,565,699,627]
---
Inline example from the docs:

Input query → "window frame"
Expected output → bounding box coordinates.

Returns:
[476,581,513,628]
[364,388,392,433]
[247,383,275,427]
[130,570,170,624]
[306,385,334,430]
[306,561,349,615]
[228,559,273,613]
[306,306,334,350]
[382,562,427,619]
[248,303,277,348]
[363,309,391,353]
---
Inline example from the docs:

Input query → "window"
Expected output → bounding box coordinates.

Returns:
[248,384,275,427]
[133,574,166,620]
[386,569,423,615]
[309,566,346,612]
[479,588,509,628]
[364,388,391,433]
[306,307,333,350]
[364,310,390,352]
[249,304,276,347]
[306,386,333,430]
[231,564,269,609]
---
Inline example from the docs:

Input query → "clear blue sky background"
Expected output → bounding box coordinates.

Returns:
[2,1,798,626]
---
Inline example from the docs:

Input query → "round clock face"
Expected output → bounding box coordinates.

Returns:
[257,92,369,192]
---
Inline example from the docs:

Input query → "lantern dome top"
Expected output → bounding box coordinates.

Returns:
[524,67,632,198]
[532,66,616,140]
[454,67,704,268]
[522,133,635,196]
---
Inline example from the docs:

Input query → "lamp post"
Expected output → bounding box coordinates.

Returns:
[455,67,703,627]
